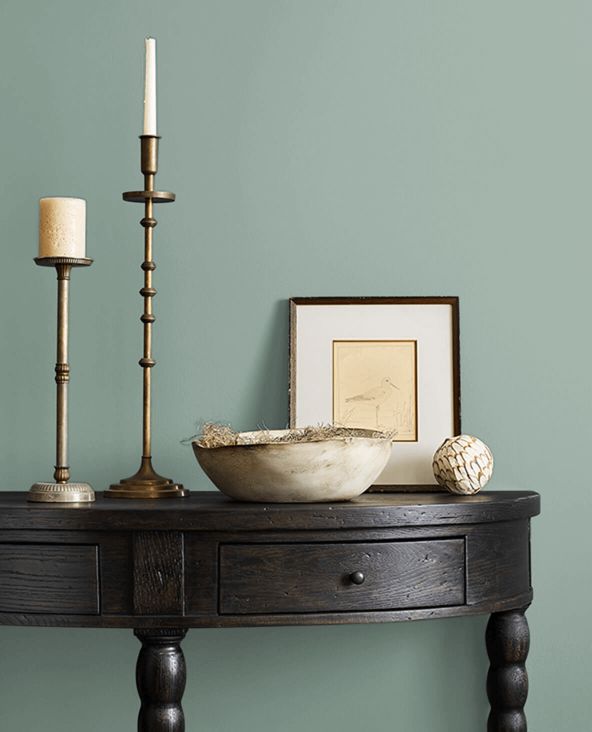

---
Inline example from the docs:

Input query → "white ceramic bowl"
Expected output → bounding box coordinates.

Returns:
[192,429,391,503]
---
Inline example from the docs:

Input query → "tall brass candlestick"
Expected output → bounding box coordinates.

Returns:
[28,257,95,503]
[107,135,186,498]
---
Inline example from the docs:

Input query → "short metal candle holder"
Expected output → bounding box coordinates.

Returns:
[107,135,186,498]
[28,257,95,503]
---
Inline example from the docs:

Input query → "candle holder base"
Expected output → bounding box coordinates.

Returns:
[34,256,93,268]
[107,458,187,499]
[28,482,95,503]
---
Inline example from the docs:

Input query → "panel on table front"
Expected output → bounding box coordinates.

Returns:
[133,531,185,615]
[219,540,465,615]
[465,520,531,606]
[0,544,99,615]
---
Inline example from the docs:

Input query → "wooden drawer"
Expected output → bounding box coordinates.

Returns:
[0,544,100,615]
[219,540,465,615]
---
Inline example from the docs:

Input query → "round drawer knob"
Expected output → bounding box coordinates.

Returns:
[349,571,365,585]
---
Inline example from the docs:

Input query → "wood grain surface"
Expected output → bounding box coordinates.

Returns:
[0,490,540,531]
[0,543,99,614]
[135,629,187,732]
[486,610,530,731]
[0,490,539,628]
[134,532,184,616]
[219,539,465,614]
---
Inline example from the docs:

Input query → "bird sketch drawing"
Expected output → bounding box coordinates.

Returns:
[332,340,417,439]
[344,377,399,428]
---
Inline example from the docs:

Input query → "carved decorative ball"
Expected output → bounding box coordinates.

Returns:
[433,435,493,495]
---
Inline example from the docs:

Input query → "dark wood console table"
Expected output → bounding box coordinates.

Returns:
[0,490,539,731]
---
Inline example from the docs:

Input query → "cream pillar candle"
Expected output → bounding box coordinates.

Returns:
[143,37,157,135]
[38,197,86,259]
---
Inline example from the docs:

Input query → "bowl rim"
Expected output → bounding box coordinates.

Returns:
[192,427,393,451]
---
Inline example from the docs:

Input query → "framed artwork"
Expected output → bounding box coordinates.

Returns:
[289,297,461,490]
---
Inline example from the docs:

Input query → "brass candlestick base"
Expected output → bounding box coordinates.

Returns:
[107,135,185,499]
[108,458,186,499]
[28,256,95,504]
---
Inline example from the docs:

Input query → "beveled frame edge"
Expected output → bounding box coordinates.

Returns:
[288,298,299,428]
[288,296,462,489]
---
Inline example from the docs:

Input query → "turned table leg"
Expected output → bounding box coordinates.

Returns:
[134,629,187,732]
[486,610,530,731]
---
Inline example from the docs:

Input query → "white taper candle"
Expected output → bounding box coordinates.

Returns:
[38,197,86,259]
[143,37,157,135]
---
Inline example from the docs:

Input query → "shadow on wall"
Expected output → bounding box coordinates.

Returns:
[0,618,488,732]
[238,299,290,430]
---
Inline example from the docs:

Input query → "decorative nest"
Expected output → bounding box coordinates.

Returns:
[194,422,395,449]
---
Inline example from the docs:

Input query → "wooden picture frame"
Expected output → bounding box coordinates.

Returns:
[289,297,461,491]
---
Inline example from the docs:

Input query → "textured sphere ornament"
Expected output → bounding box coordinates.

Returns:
[433,435,494,495]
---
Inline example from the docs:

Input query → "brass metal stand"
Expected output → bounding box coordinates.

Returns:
[28,257,95,503]
[107,135,186,498]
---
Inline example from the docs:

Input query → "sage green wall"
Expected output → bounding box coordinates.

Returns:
[0,1,588,730]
